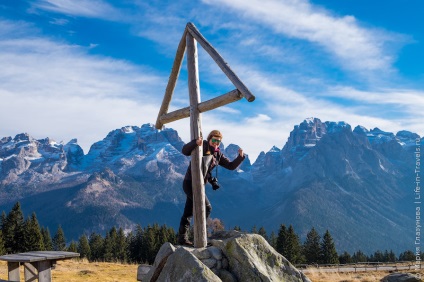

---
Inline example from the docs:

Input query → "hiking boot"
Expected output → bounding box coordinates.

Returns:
[178,237,194,247]
[178,233,194,246]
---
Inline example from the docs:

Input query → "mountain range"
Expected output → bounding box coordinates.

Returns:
[0,118,421,254]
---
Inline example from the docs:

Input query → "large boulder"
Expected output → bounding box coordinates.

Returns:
[210,231,310,282]
[381,273,422,282]
[138,231,311,282]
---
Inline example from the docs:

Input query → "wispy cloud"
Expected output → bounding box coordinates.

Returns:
[203,0,399,73]
[30,0,123,21]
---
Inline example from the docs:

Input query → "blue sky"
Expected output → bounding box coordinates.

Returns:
[1,0,423,162]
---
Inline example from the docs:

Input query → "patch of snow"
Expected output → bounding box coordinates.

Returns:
[4,154,17,161]
[146,160,159,172]
[333,182,351,195]
[344,159,361,180]
[379,159,388,172]
[86,183,107,195]
[122,126,135,133]
[304,143,316,148]
[269,146,281,153]
[325,121,350,133]
[25,156,44,161]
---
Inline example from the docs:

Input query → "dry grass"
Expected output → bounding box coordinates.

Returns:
[305,268,424,282]
[1,260,422,282]
[0,259,138,282]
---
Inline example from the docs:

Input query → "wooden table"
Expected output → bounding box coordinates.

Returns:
[0,251,80,282]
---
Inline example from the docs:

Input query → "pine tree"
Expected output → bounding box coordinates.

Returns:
[88,232,104,262]
[339,251,352,264]
[67,241,78,252]
[251,225,258,234]
[126,231,136,263]
[143,224,158,264]
[115,228,127,263]
[166,226,177,245]
[0,212,6,230]
[23,213,44,252]
[128,225,143,263]
[387,250,396,262]
[268,231,277,249]
[103,232,114,262]
[352,250,367,263]
[77,234,91,260]
[303,227,321,264]
[52,225,66,251]
[320,230,339,264]
[233,226,241,231]
[41,227,53,251]
[258,227,268,241]
[399,250,415,261]
[276,224,287,255]
[370,250,384,262]
[3,202,26,253]
[0,230,5,255]
[284,225,303,264]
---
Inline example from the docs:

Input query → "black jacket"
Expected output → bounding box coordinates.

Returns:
[182,139,245,182]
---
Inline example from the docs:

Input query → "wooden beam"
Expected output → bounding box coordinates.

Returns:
[186,22,256,103]
[186,32,207,248]
[159,89,243,125]
[155,29,187,130]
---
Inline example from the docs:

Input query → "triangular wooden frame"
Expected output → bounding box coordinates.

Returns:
[155,22,255,129]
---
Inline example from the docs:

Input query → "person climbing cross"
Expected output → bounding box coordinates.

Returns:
[178,130,246,246]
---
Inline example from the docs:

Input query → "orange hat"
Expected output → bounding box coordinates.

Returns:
[207,130,223,141]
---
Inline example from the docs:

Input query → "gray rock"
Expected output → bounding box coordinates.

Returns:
[142,242,176,282]
[208,246,223,260]
[216,259,222,270]
[156,247,221,282]
[136,264,151,281]
[222,258,229,269]
[202,258,217,268]
[154,242,176,268]
[381,273,422,282]
[217,269,237,282]
[212,231,311,282]
[192,247,212,260]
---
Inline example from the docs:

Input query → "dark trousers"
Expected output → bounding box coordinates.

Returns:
[178,179,212,235]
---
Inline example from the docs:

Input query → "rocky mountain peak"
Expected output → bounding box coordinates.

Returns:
[282,117,326,160]
[13,133,32,142]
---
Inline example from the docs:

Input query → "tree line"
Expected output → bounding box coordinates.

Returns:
[248,224,416,265]
[0,202,176,264]
[0,202,418,264]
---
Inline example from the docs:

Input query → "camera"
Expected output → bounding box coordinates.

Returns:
[209,177,220,190]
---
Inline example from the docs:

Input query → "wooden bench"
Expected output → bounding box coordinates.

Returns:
[0,251,80,282]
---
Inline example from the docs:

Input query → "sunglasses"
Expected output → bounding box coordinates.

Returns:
[211,138,221,144]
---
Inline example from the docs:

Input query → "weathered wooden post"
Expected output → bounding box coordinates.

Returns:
[155,22,255,248]
[186,31,207,247]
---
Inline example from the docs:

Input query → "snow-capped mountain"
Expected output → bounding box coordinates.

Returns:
[0,119,421,254]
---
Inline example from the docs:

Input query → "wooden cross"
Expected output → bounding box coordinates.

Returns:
[155,22,255,248]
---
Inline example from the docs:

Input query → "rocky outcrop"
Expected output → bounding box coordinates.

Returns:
[380,273,422,282]
[137,231,311,282]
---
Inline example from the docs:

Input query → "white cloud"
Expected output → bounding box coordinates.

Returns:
[203,0,398,73]
[245,114,272,124]
[30,0,122,20]
[327,86,424,114]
